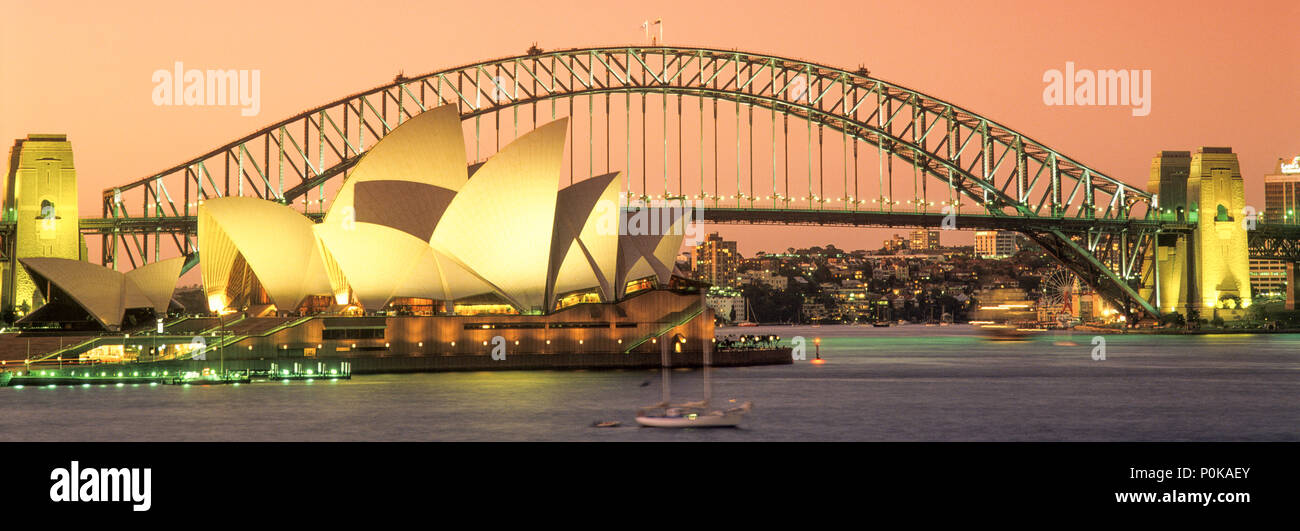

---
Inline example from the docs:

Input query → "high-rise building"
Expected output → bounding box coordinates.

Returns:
[693,232,739,287]
[1263,156,1300,223]
[909,228,940,251]
[3,134,84,317]
[974,231,1017,258]
[1249,258,1288,299]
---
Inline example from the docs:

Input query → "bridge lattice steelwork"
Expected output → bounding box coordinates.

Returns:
[57,46,1297,321]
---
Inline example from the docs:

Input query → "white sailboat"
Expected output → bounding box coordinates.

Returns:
[635,305,753,428]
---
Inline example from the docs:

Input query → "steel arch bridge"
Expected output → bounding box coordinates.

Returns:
[77,46,1296,321]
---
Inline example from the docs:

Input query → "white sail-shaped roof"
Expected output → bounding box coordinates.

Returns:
[124,256,186,314]
[19,257,182,329]
[192,107,688,315]
[198,197,331,311]
[613,207,688,296]
[21,258,131,329]
[324,103,468,239]
[546,172,621,308]
[431,118,568,312]
[315,221,496,310]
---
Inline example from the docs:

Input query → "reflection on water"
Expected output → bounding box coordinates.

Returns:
[2,324,1296,441]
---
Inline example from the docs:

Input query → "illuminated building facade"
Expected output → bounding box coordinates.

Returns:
[1263,156,1300,223]
[1249,258,1288,299]
[909,228,940,251]
[693,232,738,287]
[882,234,907,253]
[704,285,745,322]
[974,231,1017,258]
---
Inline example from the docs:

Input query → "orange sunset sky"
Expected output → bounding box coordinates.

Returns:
[2,0,1297,262]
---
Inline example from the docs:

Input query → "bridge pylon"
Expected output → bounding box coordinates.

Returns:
[2,134,87,321]
[1143,147,1254,323]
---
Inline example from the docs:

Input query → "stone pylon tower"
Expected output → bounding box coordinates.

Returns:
[1188,147,1252,312]
[1144,150,1194,315]
[1143,147,1253,319]
[3,134,84,319]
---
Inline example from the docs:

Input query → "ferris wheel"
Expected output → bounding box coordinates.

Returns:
[1039,269,1077,316]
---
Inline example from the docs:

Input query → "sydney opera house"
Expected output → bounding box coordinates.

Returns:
[200,104,689,316]
[1,106,786,372]
[171,104,710,368]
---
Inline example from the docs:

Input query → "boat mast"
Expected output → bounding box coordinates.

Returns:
[660,330,671,405]
[703,320,712,406]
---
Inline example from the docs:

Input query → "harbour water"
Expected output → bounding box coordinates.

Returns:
[2,324,1296,441]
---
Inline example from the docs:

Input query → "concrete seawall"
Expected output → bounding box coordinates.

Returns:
[342,348,793,373]
[8,348,793,379]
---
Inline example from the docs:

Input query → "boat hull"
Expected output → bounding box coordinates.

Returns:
[635,412,744,428]
[634,403,752,428]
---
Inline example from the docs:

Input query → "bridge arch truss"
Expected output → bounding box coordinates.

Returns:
[103,46,1183,319]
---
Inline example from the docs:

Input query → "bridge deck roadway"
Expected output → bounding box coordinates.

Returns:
[0,213,1294,260]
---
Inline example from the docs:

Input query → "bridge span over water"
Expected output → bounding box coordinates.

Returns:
[3,46,1297,321]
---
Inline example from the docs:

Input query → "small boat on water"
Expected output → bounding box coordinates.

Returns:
[636,401,753,428]
[635,319,751,429]
[871,321,890,328]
